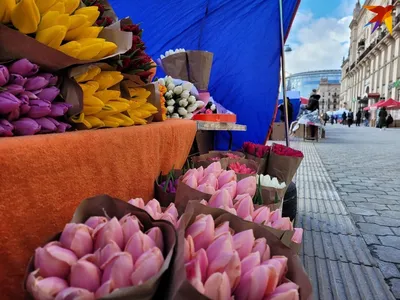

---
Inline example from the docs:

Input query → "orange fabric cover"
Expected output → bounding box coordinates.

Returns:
[0,119,196,299]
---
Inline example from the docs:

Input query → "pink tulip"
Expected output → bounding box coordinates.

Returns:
[199,173,218,189]
[160,212,176,226]
[223,250,241,290]
[60,223,93,258]
[240,252,261,278]
[215,221,234,239]
[84,216,108,229]
[234,265,269,300]
[269,209,282,223]
[164,203,178,220]
[252,238,271,261]
[55,287,95,300]
[268,256,288,280]
[120,214,142,246]
[95,280,115,298]
[206,233,236,279]
[144,205,159,219]
[96,241,121,268]
[264,282,299,300]
[125,230,156,262]
[236,176,257,197]
[183,169,197,181]
[131,247,164,285]
[186,248,208,283]
[128,198,145,209]
[70,259,101,292]
[34,242,78,278]
[191,279,205,294]
[291,228,303,244]
[184,235,196,262]
[183,173,198,189]
[252,206,270,224]
[146,199,162,214]
[102,252,134,288]
[146,227,164,253]
[220,181,237,199]
[221,205,238,216]
[209,189,233,209]
[197,183,216,194]
[27,269,68,300]
[218,170,237,187]
[93,217,124,250]
[204,162,223,177]
[186,214,215,251]
[204,272,231,300]
[262,261,281,294]
[233,230,255,260]
[272,217,293,231]
[200,199,209,206]
[234,194,254,221]
[197,166,204,180]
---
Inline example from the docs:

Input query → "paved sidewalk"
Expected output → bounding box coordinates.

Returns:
[289,135,396,299]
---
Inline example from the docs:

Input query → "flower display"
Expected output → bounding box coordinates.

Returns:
[26,214,166,299]
[229,162,256,175]
[2,1,117,60]
[0,59,71,137]
[243,142,270,158]
[159,48,186,59]
[183,215,300,299]
[158,76,204,119]
[257,175,286,189]
[159,84,168,121]
[272,144,303,158]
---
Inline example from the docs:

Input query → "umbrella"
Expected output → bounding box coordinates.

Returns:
[379,98,400,108]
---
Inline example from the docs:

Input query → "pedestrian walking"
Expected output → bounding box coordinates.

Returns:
[379,107,388,130]
[323,112,329,126]
[364,110,370,127]
[342,112,347,125]
[387,114,394,128]
[335,115,338,124]
[330,115,334,125]
[347,109,354,127]
[356,109,362,127]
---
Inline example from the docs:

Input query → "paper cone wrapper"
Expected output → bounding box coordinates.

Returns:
[24,195,176,300]
[161,53,189,81]
[266,151,303,187]
[186,51,213,91]
[166,202,312,300]
[246,153,267,174]
[260,186,286,206]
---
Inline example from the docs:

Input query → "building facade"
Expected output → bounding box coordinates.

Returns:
[341,0,400,111]
[287,70,341,97]
[317,79,341,113]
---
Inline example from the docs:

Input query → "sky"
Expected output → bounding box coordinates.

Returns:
[285,0,355,74]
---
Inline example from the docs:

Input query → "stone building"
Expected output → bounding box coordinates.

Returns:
[317,78,341,113]
[340,0,400,111]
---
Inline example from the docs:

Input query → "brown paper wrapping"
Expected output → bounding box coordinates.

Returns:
[260,186,285,207]
[220,158,260,181]
[161,53,190,81]
[24,195,176,300]
[266,151,303,187]
[175,179,212,214]
[246,153,267,175]
[167,202,312,300]
[155,170,183,207]
[186,51,213,91]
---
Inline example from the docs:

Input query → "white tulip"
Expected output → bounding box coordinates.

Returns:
[182,82,193,91]
[196,101,205,108]
[181,90,190,99]
[179,99,188,107]
[167,106,175,113]
[166,99,175,106]
[188,95,196,104]
[167,83,175,90]
[174,86,183,95]
[171,113,180,119]
[211,104,216,111]
[165,76,173,85]
[184,113,193,119]
[187,104,198,113]
[160,54,165,59]
[178,107,188,116]
[164,93,172,100]
[158,78,165,86]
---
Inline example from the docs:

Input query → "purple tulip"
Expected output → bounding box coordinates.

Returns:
[26,100,51,118]
[56,122,71,133]
[38,73,58,86]
[4,84,24,96]
[0,65,10,87]
[49,102,71,117]
[12,118,41,136]
[37,87,60,102]
[7,107,20,121]
[25,76,49,91]
[18,95,31,115]
[0,120,14,137]
[36,117,57,133]
[0,92,20,114]
[9,74,27,86]
[20,91,38,100]
[9,59,39,77]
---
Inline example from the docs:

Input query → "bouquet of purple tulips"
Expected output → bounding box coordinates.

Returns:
[0,59,72,137]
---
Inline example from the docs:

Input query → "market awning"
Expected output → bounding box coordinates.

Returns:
[370,100,385,109]
[379,98,400,108]
[300,97,308,104]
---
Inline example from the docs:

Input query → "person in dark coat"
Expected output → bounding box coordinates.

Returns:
[347,109,354,127]
[387,114,394,128]
[342,111,347,125]
[278,97,293,124]
[323,112,329,125]
[356,109,362,126]
[364,110,370,127]
[306,89,320,112]
[379,107,388,129]
[330,114,335,125]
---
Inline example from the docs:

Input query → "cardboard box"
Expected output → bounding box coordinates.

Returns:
[293,124,305,138]
[270,122,286,141]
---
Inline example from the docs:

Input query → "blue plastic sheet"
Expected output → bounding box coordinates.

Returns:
[110,0,300,149]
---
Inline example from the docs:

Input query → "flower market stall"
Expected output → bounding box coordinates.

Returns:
[0,0,310,299]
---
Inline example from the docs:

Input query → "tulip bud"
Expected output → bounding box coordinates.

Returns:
[182,82,193,91]
[131,247,164,285]
[37,87,60,102]
[209,189,233,209]
[292,228,303,244]
[204,272,231,300]
[60,223,93,258]
[128,198,145,209]
[186,214,215,251]
[95,280,116,298]
[120,214,142,246]
[178,107,187,116]
[198,173,218,189]
[181,90,190,99]
[27,100,51,118]
[234,194,254,220]
[234,265,270,299]
[102,252,134,288]
[38,73,58,86]
[218,170,237,187]
[0,66,10,87]
[9,74,27,87]
[93,217,124,250]
[49,102,71,117]
[233,230,255,260]
[74,6,100,25]
[56,121,71,133]
[220,181,237,199]
[272,217,293,231]
[25,76,49,91]
[34,242,78,278]
[186,104,197,113]
[171,113,180,118]
[55,287,95,300]
[252,238,271,262]
[70,259,101,292]
[164,203,179,220]
[4,83,24,96]
[204,161,223,177]
[36,117,57,133]
[185,248,208,283]
[27,270,68,300]
[183,173,198,189]
[267,282,299,299]
[197,183,216,195]
[11,0,41,34]
[0,120,14,137]
[85,216,108,229]
[9,59,39,77]
[12,118,41,136]
[94,241,120,268]
[146,227,164,253]
[125,230,156,263]
[167,83,175,90]
[241,252,261,278]
[146,199,162,214]
[237,176,257,197]
[252,206,271,224]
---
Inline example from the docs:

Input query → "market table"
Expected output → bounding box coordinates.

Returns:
[0,119,196,299]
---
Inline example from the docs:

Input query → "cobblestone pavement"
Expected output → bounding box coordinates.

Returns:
[312,125,400,299]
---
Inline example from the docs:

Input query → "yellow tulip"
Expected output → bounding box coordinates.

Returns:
[36,25,68,49]
[92,71,124,90]
[46,1,65,14]
[74,6,100,25]
[129,87,151,100]
[64,22,91,41]
[74,66,102,83]
[62,0,80,15]
[70,113,92,129]
[102,119,120,128]
[38,11,70,31]
[58,41,81,58]
[0,0,16,24]
[73,26,103,40]
[84,95,104,107]
[83,105,103,115]
[84,116,105,128]
[93,42,118,59]
[107,101,130,113]
[102,115,124,126]
[68,14,88,30]
[113,113,135,126]
[11,0,40,34]
[128,114,147,125]
[76,38,105,47]
[76,41,104,60]
[141,103,158,113]
[94,90,121,103]
[93,105,118,118]
[35,0,56,15]
[79,81,100,95]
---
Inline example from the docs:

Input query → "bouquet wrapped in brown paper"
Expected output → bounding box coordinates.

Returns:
[266,143,304,187]
[24,195,176,300]
[155,169,183,207]
[220,158,260,180]
[167,201,312,300]
[160,52,190,82]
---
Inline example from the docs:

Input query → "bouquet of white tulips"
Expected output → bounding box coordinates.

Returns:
[159,48,186,59]
[158,76,204,119]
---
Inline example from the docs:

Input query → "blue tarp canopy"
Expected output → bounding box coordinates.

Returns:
[110,0,300,150]
[275,90,301,122]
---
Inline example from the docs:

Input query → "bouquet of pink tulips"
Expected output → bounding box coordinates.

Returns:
[25,195,176,300]
[168,204,312,300]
